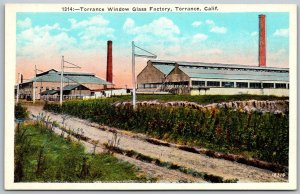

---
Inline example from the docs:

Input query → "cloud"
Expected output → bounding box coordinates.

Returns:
[123,17,180,37]
[123,18,135,31]
[273,28,289,37]
[69,15,109,29]
[16,15,116,57]
[211,26,227,33]
[123,17,182,55]
[251,31,258,36]
[17,18,32,29]
[68,15,114,48]
[17,22,77,57]
[205,20,215,25]
[193,33,208,41]
[192,21,202,27]
[205,19,227,34]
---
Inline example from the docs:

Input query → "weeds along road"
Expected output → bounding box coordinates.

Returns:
[26,105,287,183]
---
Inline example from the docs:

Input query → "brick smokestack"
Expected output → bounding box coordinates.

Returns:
[259,14,266,67]
[106,40,113,83]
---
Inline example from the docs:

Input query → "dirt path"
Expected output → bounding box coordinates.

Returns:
[26,105,287,183]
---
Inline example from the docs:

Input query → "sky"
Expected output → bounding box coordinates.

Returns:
[16,12,289,87]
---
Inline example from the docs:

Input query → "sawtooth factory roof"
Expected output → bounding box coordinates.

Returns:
[150,60,289,82]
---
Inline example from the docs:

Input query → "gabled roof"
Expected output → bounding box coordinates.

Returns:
[24,70,111,85]
[153,64,174,75]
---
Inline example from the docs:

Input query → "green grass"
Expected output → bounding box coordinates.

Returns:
[14,123,150,182]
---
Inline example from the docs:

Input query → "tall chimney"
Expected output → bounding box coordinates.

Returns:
[106,40,113,83]
[20,74,23,83]
[259,14,266,67]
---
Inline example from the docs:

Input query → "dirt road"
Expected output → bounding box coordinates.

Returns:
[26,105,287,183]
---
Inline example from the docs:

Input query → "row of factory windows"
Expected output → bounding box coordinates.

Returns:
[138,81,289,89]
[33,86,60,91]
[192,81,289,89]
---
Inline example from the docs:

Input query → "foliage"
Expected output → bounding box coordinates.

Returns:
[44,100,289,166]
[15,103,29,120]
[14,123,148,182]
[110,94,288,104]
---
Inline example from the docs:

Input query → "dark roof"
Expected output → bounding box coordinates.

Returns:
[63,84,80,91]
[63,84,90,91]
[40,90,58,95]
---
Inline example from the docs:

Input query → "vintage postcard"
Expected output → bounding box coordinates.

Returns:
[5,4,297,190]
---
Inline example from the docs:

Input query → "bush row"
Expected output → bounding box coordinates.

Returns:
[44,100,289,165]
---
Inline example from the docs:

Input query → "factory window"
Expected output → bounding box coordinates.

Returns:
[275,83,287,88]
[46,87,49,90]
[207,81,220,87]
[57,87,60,90]
[221,82,234,88]
[263,83,274,88]
[250,83,262,88]
[236,82,248,88]
[192,81,205,86]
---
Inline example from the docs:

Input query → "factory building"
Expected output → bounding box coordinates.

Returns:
[17,40,115,101]
[18,69,113,100]
[137,15,289,97]
[137,60,289,96]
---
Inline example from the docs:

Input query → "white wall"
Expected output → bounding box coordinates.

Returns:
[190,88,289,97]
[94,89,130,98]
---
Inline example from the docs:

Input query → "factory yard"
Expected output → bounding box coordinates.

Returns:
[26,104,287,183]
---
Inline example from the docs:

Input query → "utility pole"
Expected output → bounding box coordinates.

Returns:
[131,41,157,110]
[60,56,81,106]
[33,65,37,103]
[33,65,43,104]
[132,41,136,109]
[60,56,64,106]
[16,73,20,103]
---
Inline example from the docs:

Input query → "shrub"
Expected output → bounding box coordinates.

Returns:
[15,103,29,120]
[44,100,289,165]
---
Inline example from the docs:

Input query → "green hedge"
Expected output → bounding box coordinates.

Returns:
[110,94,288,104]
[44,100,289,165]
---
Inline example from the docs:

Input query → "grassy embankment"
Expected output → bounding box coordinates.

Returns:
[44,98,289,166]
[14,105,150,182]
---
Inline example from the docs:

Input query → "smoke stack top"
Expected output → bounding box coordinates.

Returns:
[259,14,266,67]
[106,40,113,83]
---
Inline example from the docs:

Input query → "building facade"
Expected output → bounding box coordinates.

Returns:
[18,69,113,100]
[137,60,289,96]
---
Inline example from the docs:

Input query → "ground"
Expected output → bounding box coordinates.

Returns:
[25,104,287,183]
